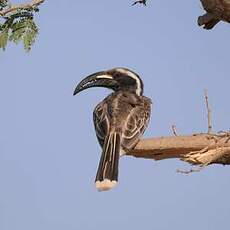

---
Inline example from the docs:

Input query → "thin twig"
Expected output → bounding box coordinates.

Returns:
[206,131,230,144]
[171,125,178,136]
[204,90,212,134]
[0,0,44,16]
[217,131,230,143]
[176,165,207,174]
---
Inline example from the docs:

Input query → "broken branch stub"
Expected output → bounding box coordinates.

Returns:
[198,0,230,29]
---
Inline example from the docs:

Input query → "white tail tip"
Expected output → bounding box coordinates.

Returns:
[95,179,117,191]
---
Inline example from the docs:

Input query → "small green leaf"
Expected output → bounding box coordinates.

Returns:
[0,0,8,10]
[0,29,8,50]
[9,19,28,43]
[0,7,40,51]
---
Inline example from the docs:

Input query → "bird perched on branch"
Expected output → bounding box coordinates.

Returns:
[74,68,151,191]
[132,0,147,6]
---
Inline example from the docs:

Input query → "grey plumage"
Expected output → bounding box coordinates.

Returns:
[94,91,151,184]
[74,67,151,191]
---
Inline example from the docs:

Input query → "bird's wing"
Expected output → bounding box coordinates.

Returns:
[93,102,110,148]
[122,99,151,150]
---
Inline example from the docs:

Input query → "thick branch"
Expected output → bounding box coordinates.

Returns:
[198,0,230,29]
[0,0,44,16]
[127,134,230,165]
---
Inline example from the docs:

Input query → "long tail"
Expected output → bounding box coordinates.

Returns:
[95,132,121,191]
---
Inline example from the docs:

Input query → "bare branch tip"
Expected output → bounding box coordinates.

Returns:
[204,89,212,134]
[171,125,178,136]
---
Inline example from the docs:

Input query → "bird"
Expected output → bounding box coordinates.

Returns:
[73,67,152,191]
[132,0,147,6]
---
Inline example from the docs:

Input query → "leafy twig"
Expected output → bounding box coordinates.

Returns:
[0,0,44,16]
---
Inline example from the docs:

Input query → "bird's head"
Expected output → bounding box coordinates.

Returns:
[73,67,143,96]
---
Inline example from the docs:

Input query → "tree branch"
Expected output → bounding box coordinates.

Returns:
[126,87,230,170]
[127,133,230,166]
[0,0,44,16]
[198,0,230,29]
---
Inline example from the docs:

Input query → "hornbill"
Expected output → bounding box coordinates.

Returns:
[73,68,151,191]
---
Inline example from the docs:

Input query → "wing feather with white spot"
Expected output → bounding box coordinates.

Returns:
[93,102,110,148]
[122,100,151,150]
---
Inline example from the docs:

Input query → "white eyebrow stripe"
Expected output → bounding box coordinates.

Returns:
[96,75,113,79]
[116,68,142,96]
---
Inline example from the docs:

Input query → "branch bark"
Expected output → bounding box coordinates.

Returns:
[198,0,230,29]
[128,133,230,166]
[0,0,44,16]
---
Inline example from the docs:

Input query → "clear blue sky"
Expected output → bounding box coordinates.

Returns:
[1,1,230,229]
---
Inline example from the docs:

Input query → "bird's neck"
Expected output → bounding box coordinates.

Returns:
[114,87,142,96]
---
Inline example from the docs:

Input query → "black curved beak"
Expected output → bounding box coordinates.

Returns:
[73,71,117,95]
